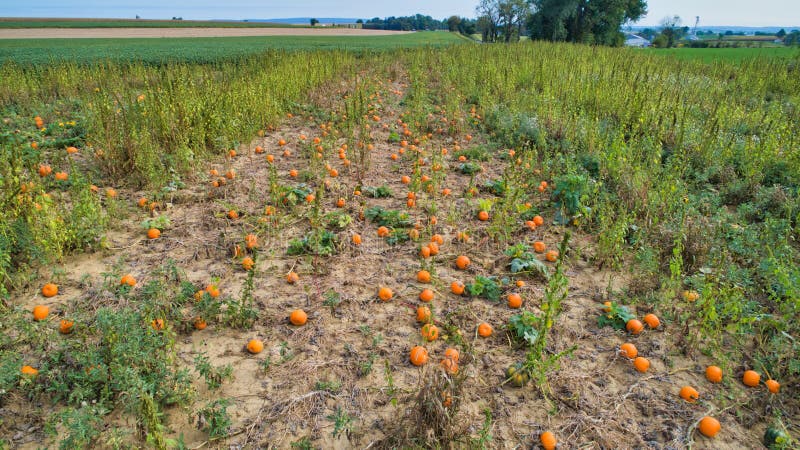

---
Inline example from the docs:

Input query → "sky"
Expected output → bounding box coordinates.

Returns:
[1,0,799,27]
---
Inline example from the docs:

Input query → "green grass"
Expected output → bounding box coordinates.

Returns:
[0,18,305,28]
[647,46,800,63]
[0,32,464,65]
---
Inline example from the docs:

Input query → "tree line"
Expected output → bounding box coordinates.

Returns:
[471,0,647,46]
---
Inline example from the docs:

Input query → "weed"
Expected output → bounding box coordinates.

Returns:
[193,353,233,391]
[326,407,354,439]
[196,399,231,440]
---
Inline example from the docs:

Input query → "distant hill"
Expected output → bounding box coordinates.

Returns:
[247,18,361,25]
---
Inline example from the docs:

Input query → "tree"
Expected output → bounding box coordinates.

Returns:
[447,15,462,32]
[528,0,647,46]
[475,0,529,42]
[497,0,530,42]
[776,28,786,38]
[657,15,682,48]
[476,0,500,42]
[356,19,363,24]
[310,18,319,27]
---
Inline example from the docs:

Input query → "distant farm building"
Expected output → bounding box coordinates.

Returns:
[624,33,651,47]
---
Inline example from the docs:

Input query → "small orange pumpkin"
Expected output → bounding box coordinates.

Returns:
[410,346,428,366]
[290,309,308,326]
[247,339,264,354]
[41,283,58,297]
[32,305,49,321]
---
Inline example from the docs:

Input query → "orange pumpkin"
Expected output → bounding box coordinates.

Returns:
[626,319,644,335]
[247,339,264,354]
[477,322,493,337]
[633,357,650,373]
[705,365,723,383]
[41,283,58,298]
[742,370,760,387]
[507,293,522,309]
[59,319,74,334]
[450,281,465,295]
[32,305,49,321]
[619,343,638,359]
[679,386,699,403]
[410,346,428,366]
[378,287,393,301]
[540,431,557,450]
[289,309,308,326]
[416,306,432,323]
[421,323,439,341]
[643,313,660,329]
[698,416,720,438]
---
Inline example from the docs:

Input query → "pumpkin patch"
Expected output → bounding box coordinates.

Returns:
[2,39,796,450]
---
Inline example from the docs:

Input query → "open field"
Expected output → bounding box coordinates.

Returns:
[0,32,464,65]
[1,41,798,449]
[0,18,306,28]
[648,46,799,62]
[0,27,408,39]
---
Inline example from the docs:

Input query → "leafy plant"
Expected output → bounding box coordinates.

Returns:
[458,162,482,175]
[326,407,354,439]
[597,301,636,330]
[197,399,231,439]
[194,353,233,391]
[324,210,353,230]
[142,215,171,231]
[466,276,503,301]
[508,311,542,346]
[483,178,507,196]
[551,173,591,225]
[364,206,413,228]
[505,244,549,278]
[287,229,338,256]
[361,185,393,198]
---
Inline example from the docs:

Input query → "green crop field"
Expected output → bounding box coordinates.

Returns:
[0,32,466,65]
[648,46,799,62]
[0,18,304,28]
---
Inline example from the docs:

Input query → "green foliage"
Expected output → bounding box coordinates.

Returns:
[280,184,314,206]
[56,406,106,450]
[482,178,507,196]
[0,33,466,65]
[458,162,482,175]
[364,206,413,228]
[194,353,233,391]
[469,408,493,448]
[527,0,647,46]
[197,399,231,439]
[326,407,354,439]
[141,215,170,231]
[505,244,549,278]
[508,311,541,346]
[520,234,576,397]
[287,229,338,256]
[323,289,343,311]
[466,275,504,301]
[324,210,353,230]
[551,173,592,224]
[454,145,491,161]
[597,302,636,330]
[361,185,393,198]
